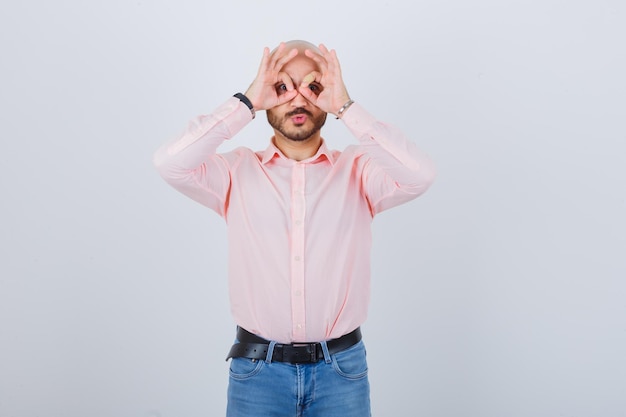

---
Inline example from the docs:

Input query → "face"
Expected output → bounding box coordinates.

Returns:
[266,55,327,142]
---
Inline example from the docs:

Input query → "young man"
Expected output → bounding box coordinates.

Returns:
[154,40,436,417]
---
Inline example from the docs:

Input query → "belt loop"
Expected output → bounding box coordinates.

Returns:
[265,340,277,364]
[320,340,332,364]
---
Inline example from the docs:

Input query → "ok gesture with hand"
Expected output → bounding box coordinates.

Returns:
[297,44,352,117]
[245,43,299,111]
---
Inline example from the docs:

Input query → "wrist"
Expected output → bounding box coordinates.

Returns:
[234,93,255,119]
[335,99,354,119]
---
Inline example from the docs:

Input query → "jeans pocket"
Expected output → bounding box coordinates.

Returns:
[331,340,368,380]
[229,357,264,380]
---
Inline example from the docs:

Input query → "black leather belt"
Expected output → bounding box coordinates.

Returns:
[226,327,362,364]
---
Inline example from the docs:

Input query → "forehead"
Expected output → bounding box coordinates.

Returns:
[282,55,320,78]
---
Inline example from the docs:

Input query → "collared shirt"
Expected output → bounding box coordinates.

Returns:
[153,97,435,343]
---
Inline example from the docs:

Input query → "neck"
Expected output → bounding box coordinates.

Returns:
[273,134,322,161]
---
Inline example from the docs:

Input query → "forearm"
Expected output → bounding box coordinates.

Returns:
[152,97,253,212]
[153,97,252,173]
[342,103,436,192]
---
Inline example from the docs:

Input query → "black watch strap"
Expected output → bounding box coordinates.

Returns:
[234,93,255,119]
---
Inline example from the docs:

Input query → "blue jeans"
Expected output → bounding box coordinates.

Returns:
[226,339,371,417]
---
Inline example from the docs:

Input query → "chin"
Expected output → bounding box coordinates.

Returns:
[286,132,315,142]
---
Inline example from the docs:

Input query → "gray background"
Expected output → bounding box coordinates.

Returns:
[1,0,625,416]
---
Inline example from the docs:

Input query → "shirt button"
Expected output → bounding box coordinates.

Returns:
[297,324,303,329]
[294,256,301,261]
[295,220,303,225]
[295,290,302,296]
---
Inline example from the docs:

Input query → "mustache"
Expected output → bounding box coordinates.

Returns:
[285,108,314,118]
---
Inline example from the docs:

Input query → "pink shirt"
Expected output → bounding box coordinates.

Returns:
[154,97,435,343]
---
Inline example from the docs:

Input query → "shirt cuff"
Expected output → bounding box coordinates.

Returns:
[339,102,378,141]
[218,96,255,138]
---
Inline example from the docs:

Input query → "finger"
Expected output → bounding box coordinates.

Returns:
[319,45,342,73]
[318,44,334,64]
[273,48,298,71]
[297,86,317,104]
[256,47,271,76]
[267,42,287,70]
[300,71,321,87]
[304,49,328,72]
[277,89,298,105]
[278,72,295,91]
[329,48,342,72]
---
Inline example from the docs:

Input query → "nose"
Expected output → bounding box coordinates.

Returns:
[290,89,308,107]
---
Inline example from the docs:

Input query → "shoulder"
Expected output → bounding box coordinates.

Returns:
[334,144,368,161]
[218,146,260,164]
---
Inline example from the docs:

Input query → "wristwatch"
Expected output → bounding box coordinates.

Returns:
[234,93,255,119]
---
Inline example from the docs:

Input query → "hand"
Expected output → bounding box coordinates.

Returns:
[244,43,299,111]
[297,44,351,116]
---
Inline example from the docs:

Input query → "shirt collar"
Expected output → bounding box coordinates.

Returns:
[261,139,335,166]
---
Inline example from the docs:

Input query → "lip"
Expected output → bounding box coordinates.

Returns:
[291,114,308,124]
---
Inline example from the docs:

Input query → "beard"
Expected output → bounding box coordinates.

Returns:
[266,107,327,142]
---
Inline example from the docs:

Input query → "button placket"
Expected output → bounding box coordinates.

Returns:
[290,163,306,340]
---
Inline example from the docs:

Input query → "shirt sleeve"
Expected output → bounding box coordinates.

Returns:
[152,97,253,217]
[341,102,436,215]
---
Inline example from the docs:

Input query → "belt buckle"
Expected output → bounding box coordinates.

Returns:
[291,343,318,363]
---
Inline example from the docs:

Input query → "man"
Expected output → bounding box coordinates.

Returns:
[153,40,435,417]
